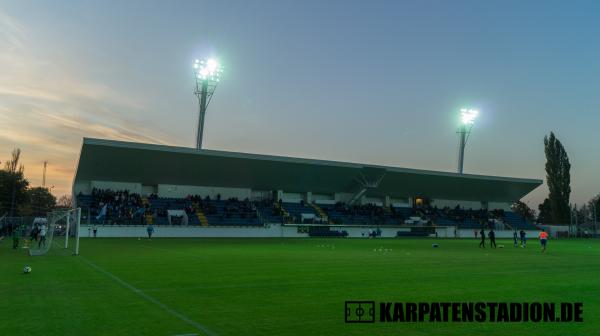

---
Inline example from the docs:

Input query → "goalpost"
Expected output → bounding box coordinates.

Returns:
[29,208,81,256]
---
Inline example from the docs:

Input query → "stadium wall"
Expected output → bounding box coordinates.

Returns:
[73,181,91,196]
[488,202,512,211]
[78,224,538,239]
[363,196,384,206]
[91,180,142,194]
[390,197,411,207]
[312,193,334,202]
[457,229,539,239]
[79,224,419,238]
[157,184,251,199]
[281,192,303,202]
[74,179,512,212]
[429,200,512,212]
[251,190,273,201]
[431,199,483,210]
[334,192,354,203]
[79,224,307,238]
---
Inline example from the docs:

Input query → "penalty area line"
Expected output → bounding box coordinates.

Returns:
[78,256,217,336]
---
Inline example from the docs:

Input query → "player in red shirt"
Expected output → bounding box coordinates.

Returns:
[538,229,549,253]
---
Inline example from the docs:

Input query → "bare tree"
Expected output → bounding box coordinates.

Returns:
[2,148,27,216]
[4,148,24,174]
[57,194,73,208]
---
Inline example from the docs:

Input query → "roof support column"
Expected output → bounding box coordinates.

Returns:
[274,190,283,202]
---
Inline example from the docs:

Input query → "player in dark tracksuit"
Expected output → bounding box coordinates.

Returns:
[146,224,154,239]
[519,230,527,247]
[488,230,497,248]
[479,228,485,248]
[12,223,20,249]
[513,230,518,247]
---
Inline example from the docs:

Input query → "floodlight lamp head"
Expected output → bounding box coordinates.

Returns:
[193,58,223,81]
[460,108,479,125]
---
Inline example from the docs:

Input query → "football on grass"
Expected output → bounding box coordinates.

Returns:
[23,266,32,274]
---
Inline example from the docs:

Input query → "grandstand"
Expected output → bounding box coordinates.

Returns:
[72,138,541,237]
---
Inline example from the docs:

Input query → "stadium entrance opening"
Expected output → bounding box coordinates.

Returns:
[414,197,430,208]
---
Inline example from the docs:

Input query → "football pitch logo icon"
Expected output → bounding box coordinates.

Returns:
[345,301,375,323]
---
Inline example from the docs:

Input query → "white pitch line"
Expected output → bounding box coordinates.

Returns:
[78,256,217,336]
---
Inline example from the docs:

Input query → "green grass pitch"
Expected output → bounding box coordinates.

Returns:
[1,237,599,336]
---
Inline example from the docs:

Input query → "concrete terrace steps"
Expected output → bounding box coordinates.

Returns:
[310,202,328,219]
[192,202,209,227]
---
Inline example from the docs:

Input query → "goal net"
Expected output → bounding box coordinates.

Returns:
[29,208,81,256]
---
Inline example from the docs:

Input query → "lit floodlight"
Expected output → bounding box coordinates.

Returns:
[206,58,217,71]
[193,57,223,81]
[460,108,478,125]
[192,57,224,149]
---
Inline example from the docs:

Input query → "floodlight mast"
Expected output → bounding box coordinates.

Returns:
[457,127,467,174]
[196,79,209,149]
[457,108,478,174]
[193,58,223,149]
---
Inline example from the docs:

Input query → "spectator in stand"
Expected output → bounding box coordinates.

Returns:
[88,188,144,225]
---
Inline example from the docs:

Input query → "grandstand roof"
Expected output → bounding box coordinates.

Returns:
[74,138,542,202]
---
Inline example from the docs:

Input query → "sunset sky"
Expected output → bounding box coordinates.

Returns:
[1,1,599,209]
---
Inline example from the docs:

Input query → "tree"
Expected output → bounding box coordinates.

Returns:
[571,204,586,226]
[537,198,552,224]
[511,201,535,221]
[56,195,73,208]
[0,148,29,216]
[544,132,571,224]
[0,148,61,217]
[577,204,590,223]
[588,194,600,223]
[23,187,56,216]
[4,148,24,174]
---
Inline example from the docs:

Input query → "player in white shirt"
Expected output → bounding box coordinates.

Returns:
[38,224,47,248]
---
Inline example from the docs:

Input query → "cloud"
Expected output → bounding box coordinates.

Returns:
[0,12,176,197]
[0,11,25,51]
[0,86,64,102]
